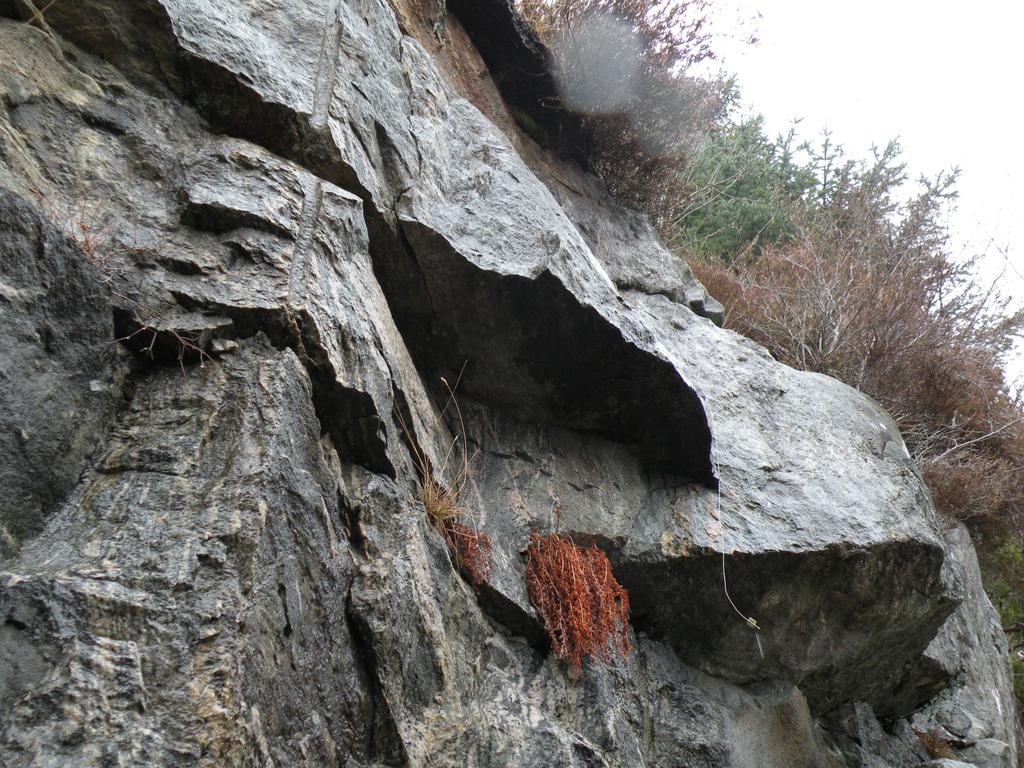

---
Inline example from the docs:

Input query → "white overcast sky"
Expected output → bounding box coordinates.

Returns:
[708,0,1024,384]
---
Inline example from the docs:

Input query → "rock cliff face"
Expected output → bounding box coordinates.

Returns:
[0,1,1018,766]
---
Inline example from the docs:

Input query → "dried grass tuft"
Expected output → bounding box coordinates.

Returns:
[419,470,467,529]
[396,373,492,588]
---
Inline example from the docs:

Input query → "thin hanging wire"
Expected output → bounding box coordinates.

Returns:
[707,410,763,658]
[716,482,760,632]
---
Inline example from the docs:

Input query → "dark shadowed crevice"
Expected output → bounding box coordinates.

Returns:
[114,299,394,479]
[344,596,410,766]
[387,218,715,484]
[181,200,295,240]
[338,487,368,554]
[446,0,589,167]
[614,540,957,718]
[277,583,293,638]
[475,581,547,648]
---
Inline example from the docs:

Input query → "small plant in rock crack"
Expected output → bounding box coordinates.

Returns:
[442,520,493,589]
[915,730,956,760]
[116,305,214,371]
[525,513,631,678]
[32,192,124,275]
[33,190,213,370]
[395,371,492,588]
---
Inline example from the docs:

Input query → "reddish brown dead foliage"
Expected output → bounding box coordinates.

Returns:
[514,0,727,221]
[915,730,956,760]
[525,531,631,676]
[443,520,493,588]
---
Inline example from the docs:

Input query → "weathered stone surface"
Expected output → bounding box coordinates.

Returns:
[0,342,385,766]
[10,0,718,484]
[528,149,725,322]
[0,0,1019,766]
[822,700,930,767]
[460,291,955,715]
[0,190,126,560]
[385,0,726,325]
[908,526,1020,768]
[344,459,846,767]
[0,18,441,480]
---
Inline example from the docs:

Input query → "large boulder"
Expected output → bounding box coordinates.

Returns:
[0,0,1017,765]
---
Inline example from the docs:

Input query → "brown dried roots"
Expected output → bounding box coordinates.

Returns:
[442,520,493,588]
[525,531,631,676]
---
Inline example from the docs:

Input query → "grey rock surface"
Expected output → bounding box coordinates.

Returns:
[822,700,930,767]
[0,1,1018,767]
[530,153,726,323]
[0,190,126,560]
[459,290,956,715]
[908,525,1019,768]
[0,342,386,766]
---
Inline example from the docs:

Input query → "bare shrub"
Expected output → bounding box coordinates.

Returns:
[586,75,728,221]
[688,147,1024,530]
[516,0,714,71]
[525,529,631,677]
[514,0,728,219]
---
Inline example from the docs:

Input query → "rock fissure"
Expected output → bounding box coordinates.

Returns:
[344,589,413,766]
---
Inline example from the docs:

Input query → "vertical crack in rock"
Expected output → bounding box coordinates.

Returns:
[344,592,411,766]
